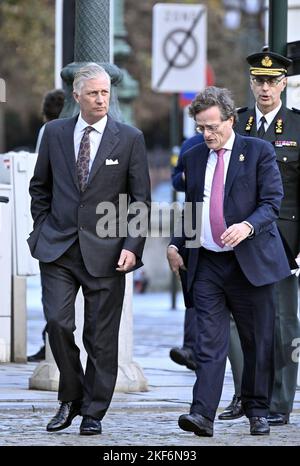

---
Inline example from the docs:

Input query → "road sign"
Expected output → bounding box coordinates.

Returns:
[152,3,207,93]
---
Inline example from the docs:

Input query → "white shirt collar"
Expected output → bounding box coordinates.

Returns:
[255,102,282,127]
[209,130,236,156]
[77,113,108,134]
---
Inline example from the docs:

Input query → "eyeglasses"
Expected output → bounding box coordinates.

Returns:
[251,76,285,87]
[196,122,224,134]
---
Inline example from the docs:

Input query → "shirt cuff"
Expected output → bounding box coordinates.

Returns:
[243,221,254,237]
[168,244,179,252]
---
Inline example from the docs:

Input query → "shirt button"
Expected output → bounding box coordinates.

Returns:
[283,156,288,162]
[79,226,84,230]
[292,215,295,219]
[80,204,84,208]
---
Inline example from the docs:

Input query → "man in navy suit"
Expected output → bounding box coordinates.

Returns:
[220,51,300,426]
[28,64,151,435]
[167,86,290,437]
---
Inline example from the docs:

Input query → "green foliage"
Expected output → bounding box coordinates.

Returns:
[0,0,55,104]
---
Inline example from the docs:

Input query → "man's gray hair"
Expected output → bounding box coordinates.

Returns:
[73,63,111,94]
[189,86,238,123]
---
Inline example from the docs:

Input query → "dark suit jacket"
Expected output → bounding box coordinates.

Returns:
[28,115,151,278]
[236,106,300,257]
[172,134,204,192]
[171,132,291,290]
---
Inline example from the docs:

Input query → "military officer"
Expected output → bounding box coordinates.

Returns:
[219,51,300,426]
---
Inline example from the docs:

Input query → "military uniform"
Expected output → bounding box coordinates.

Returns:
[227,52,300,422]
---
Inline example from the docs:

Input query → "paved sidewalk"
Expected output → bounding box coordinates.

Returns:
[0,285,299,446]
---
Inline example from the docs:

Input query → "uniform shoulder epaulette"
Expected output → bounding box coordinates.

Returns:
[292,107,300,114]
[237,106,248,114]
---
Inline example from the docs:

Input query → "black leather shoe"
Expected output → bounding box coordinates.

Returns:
[267,412,290,426]
[218,394,244,420]
[169,347,197,371]
[27,345,45,362]
[249,417,270,435]
[80,416,102,435]
[178,413,213,437]
[46,401,81,432]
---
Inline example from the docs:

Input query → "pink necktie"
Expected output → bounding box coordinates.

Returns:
[210,148,226,248]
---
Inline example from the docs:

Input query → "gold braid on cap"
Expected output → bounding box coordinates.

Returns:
[250,67,287,76]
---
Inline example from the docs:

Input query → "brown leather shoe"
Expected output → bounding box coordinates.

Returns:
[218,394,244,420]
[249,416,270,435]
[169,347,197,371]
[267,412,290,426]
[178,413,213,437]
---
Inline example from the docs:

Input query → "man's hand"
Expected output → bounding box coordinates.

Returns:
[116,249,136,272]
[221,222,252,248]
[167,246,187,277]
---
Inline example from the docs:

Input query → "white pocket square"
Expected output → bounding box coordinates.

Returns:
[105,158,119,165]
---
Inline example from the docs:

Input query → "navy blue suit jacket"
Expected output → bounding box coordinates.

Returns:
[171,132,291,290]
[172,134,204,192]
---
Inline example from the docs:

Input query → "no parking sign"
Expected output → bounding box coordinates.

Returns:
[152,3,207,93]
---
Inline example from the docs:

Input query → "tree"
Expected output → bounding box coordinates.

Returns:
[0,0,55,150]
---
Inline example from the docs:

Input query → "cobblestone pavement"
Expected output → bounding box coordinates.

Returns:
[0,289,299,447]
[0,404,299,446]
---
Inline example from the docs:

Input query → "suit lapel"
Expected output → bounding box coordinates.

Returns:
[57,116,79,190]
[196,146,210,200]
[88,116,120,185]
[224,133,246,201]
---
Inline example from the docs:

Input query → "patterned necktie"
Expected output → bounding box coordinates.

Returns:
[210,148,226,248]
[257,116,266,139]
[77,126,94,191]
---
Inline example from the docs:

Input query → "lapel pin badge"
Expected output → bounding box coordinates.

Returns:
[239,154,245,162]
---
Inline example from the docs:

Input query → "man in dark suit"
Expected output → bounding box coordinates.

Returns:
[170,134,244,412]
[167,86,291,437]
[28,63,151,435]
[169,134,203,371]
[219,52,300,426]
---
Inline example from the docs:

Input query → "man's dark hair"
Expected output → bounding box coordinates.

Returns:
[42,89,65,121]
[189,86,238,123]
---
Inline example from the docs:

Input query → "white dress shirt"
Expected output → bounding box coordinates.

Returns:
[255,102,282,133]
[74,113,107,171]
[200,131,236,252]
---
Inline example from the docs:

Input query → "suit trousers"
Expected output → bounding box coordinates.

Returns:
[228,316,244,397]
[271,274,300,413]
[183,307,197,350]
[228,274,300,414]
[39,240,125,420]
[179,268,196,350]
[191,248,275,421]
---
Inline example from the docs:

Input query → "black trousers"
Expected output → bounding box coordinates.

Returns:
[39,240,125,420]
[179,268,196,350]
[191,248,275,421]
